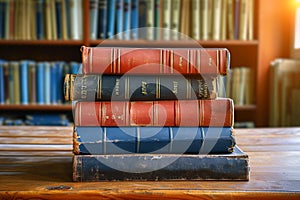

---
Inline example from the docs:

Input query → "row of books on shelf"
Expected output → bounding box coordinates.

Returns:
[66,46,249,181]
[0,0,83,40]
[0,60,81,105]
[90,0,254,41]
[0,0,254,41]
[218,66,254,106]
[0,114,70,126]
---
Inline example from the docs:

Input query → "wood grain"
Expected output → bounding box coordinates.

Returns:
[0,126,300,199]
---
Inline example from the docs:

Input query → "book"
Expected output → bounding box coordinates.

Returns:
[72,146,249,181]
[170,0,180,40]
[269,59,300,126]
[81,46,230,75]
[64,74,217,101]
[73,98,234,127]
[25,114,69,126]
[123,0,131,40]
[97,0,108,39]
[89,0,99,40]
[106,0,116,38]
[130,0,138,39]
[115,0,124,39]
[73,126,235,155]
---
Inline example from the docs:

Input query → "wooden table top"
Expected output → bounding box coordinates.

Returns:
[0,126,300,200]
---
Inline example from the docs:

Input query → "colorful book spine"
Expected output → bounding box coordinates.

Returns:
[81,46,230,75]
[73,146,249,181]
[106,0,116,38]
[0,61,4,104]
[64,74,217,101]
[73,98,234,127]
[123,0,131,40]
[130,0,138,39]
[89,0,99,40]
[35,0,45,39]
[97,0,107,39]
[115,0,124,39]
[73,126,235,155]
[44,62,51,104]
[36,62,45,104]
[20,60,29,105]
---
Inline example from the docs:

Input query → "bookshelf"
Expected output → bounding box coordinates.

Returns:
[0,0,293,127]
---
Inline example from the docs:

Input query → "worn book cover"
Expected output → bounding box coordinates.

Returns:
[73,146,249,181]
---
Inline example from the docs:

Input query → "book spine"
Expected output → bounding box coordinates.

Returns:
[3,62,9,103]
[36,0,45,39]
[123,0,131,40]
[20,61,29,105]
[97,0,107,39]
[64,74,217,101]
[0,62,4,103]
[13,61,20,104]
[44,62,51,104]
[28,62,36,104]
[89,0,99,40]
[81,46,230,75]
[36,62,44,104]
[73,126,235,155]
[106,0,116,38]
[72,146,249,181]
[74,98,234,127]
[130,0,138,39]
[115,0,124,39]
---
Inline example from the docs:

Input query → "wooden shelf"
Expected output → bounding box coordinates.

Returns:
[0,40,84,46]
[0,104,72,111]
[234,105,256,111]
[89,39,259,47]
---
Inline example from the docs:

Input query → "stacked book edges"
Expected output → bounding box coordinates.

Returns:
[66,46,249,181]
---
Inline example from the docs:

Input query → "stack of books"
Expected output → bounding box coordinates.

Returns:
[64,46,249,181]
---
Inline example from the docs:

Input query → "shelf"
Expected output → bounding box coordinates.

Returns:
[0,40,84,46]
[89,39,259,47]
[234,105,256,111]
[0,104,72,111]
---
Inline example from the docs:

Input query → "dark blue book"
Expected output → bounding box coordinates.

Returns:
[115,0,124,39]
[56,61,64,103]
[70,61,81,74]
[36,0,45,39]
[97,0,107,39]
[25,114,69,126]
[20,60,29,105]
[0,0,5,39]
[74,126,235,155]
[106,0,116,38]
[65,74,216,101]
[138,0,147,39]
[55,0,63,39]
[130,0,138,39]
[0,60,4,104]
[73,146,249,181]
[50,63,58,104]
[123,0,131,40]
[36,62,45,104]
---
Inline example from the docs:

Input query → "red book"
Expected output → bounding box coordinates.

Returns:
[81,46,230,75]
[74,98,234,127]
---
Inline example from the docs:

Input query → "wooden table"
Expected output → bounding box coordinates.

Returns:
[0,126,300,199]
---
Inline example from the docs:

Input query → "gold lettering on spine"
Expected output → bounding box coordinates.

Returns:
[173,81,178,94]
[141,81,147,95]
[81,76,87,100]
[99,76,102,99]
[115,78,120,96]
